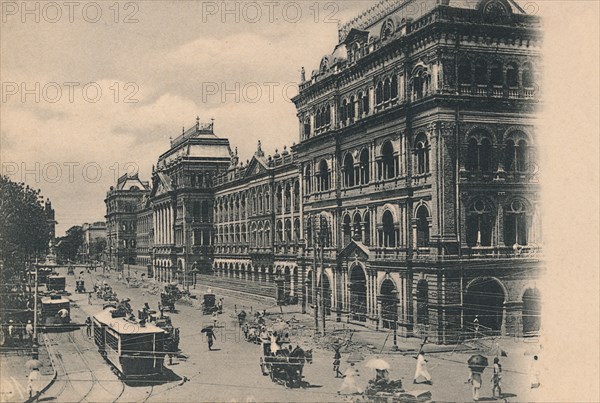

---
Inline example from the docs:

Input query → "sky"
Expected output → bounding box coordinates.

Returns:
[0,0,372,235]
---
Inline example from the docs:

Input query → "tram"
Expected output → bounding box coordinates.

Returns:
[47,275,66,292]
[93,307,166,379]
[40,295,71,328]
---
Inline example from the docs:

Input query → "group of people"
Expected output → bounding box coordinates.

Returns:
[0,319,35,346]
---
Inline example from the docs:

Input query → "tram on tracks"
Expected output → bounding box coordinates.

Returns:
[40,295,71,330]
[93,307,166,379]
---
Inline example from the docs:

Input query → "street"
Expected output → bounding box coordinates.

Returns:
[25,266,543,403]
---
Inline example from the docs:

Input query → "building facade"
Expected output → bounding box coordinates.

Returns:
[126,0,543,343]
[81,221,106,262]
[105,173,149,269]
[149,118,231,283]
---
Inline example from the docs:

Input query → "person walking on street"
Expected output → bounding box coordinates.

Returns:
[467,368,482,401]
[88,292,93,305]
[337,362,362,395]
[25,320,34,344]
[473,315,480,338]
[333,347,342,378]
[85,317,92,339]
[205,327,216,351]
[414,351,432,385]
[491,357,502,398]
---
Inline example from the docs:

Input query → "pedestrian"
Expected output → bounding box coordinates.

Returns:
[413,351,432,385]
[491,357,502,398]
[337,362,362,395]
[473,315,480,338]
[158,302,164,318]
[88,292,92,305]
[25,320,34,344]
[333,347,342,378]
[28,368,41,401]
[467,368,482,401]
[205,327,216,351]
[85,317,92,338]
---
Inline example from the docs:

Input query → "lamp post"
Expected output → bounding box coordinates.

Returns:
[391,289,399,351]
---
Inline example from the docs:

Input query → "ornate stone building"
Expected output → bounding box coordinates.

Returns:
[291,0,542,342]
[149,118,231,283]
[129,0,543,343]
[105,173,149,269]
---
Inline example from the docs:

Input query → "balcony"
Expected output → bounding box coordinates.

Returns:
[373,247,409,260]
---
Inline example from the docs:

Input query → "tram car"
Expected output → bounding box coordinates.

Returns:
[47,275,66,292]
[28,267,54,285]
[93,307,166,379]
[40,295,71,328]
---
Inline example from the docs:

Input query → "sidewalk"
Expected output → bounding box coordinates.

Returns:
[0,341,56,403]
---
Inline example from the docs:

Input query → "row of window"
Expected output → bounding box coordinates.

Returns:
[215,182,301,223]
[466,135,531,173]
[215,218,303,247]
[457,60,535,88]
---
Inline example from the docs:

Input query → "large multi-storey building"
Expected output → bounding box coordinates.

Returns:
[149,118,231,283]
[124,0,542,343]
[290,0,542,342]
[105,173,149,268]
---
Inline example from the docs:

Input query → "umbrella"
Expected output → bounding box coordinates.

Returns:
[365,358,390,370]
[346,351,365,363]
[201,325,214,333]
[467,354,489,373]
[25,359,43,370]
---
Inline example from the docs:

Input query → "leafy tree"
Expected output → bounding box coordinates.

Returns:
[0,176,51,314]
[91,237,107,261]
[56,226,84,262]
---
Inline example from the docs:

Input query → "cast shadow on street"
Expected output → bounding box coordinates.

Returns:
[123,367,182,387]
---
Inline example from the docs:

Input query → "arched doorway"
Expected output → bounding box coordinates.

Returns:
[321,273,332,316]
[522,288,541,335]
[349,265,367,322]
[380,279,397,329]
[464,278,506,334]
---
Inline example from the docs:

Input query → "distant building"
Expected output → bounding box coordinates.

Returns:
[105,173,149,269]
[136,193,153,268]
[81,221,106,262]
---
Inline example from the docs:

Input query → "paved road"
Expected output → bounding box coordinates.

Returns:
[40,267,540,402]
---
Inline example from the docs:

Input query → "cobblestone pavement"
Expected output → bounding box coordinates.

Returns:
[38,266,543,402]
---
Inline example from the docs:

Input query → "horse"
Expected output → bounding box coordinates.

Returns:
[286,346,313,387]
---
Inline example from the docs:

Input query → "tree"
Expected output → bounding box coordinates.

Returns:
[91,237,107,261]
[0,176,51,313]
[56,226,84,262]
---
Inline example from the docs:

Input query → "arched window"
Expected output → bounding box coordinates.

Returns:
[285,219,292,243]
[522,63,534,88]
[466,136,493,172]
[381,19,394,40]
[504,135,529,172]
[264,223,271,245]
[276,220,283,243]
[474,60,487,85]
[391,74,398,99]
[341,99,348,123]
[414,134,430,174]
[363,91,370,114]
[257,223,263,247]
[353,212,362,242]
[383,78,391,102]
[303,117,311,139]
[293,218,300,241]
[343,214,352,245]
[264,192,270,212]
[276,185,282,213]
[382,210,396,247]
[343,153,355,188]
[304,165,312,194]
[466,199,493,247]
[458,61,471,85]
[318,160,330,191]
[359,149,370,185]
[257,190,263,213]
[376,81,383,105]
[381,141,396,180]
[241,224,247,244]
[325,105,331,126]
[358,92,364,116]
[293,181,300,209]
[490,61,503,86]
[348,96,355,122]
[315,109,322,129]
[504,199,529,246]
[416,205,430,247]
[507,62,518,87]
[363,212,371,246]
[285,183,291,212]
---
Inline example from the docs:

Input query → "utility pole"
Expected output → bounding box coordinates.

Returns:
[312,216,319,335]
[320,215,326,336]
[33,258,38,341]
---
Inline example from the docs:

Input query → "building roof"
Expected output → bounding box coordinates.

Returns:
[115,173,150,191]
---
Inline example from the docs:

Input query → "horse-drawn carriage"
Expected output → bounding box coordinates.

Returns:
[259,336,312,388]
[97,284,118,302]
[201,293,219,315]
[160,283,182,312]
